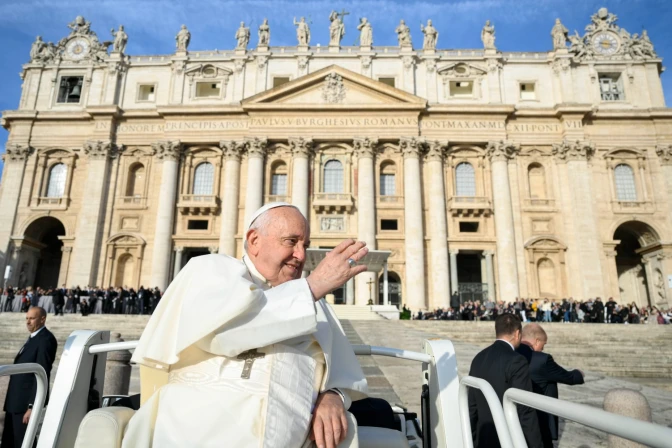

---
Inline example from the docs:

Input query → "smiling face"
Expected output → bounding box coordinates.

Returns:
[246,207,310,287]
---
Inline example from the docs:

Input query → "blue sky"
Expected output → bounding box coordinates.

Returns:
[1,0,671,164]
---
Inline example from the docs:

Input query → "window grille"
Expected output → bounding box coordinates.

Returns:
[193,162,214,195]
[600,76,624,101]
[323,160,344,193]
[455,162,476,197]
[271,174,287,195]
[380,173,396,196]
[614,164,637,201]
[46,164,67,197]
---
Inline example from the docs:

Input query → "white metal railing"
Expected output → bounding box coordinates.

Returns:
[0,363,48,448]
[459,376,514,448]
[352,344,432,363]
[503,388,672,448]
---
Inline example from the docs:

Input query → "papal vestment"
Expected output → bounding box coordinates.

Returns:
[122,254,368,447]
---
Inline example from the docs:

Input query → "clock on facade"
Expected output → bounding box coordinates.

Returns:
[65,38,91,60]
[592,32,620,55]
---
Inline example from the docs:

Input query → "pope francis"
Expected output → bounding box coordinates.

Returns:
[122,203,370,448]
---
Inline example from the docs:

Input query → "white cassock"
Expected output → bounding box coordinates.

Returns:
[123,254,368,447]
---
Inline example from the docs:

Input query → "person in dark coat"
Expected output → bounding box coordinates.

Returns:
[4,286,15,312]
[468,314,543,448]
[53,288,64,316]
[516,323,584,448]
[450,291,460,310]
[2,306,57,447]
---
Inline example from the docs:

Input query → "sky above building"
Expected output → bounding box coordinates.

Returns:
[0,0,671,169]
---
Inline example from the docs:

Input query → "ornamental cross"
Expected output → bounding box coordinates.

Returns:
[237,348,266,379]
[338,9,350,19]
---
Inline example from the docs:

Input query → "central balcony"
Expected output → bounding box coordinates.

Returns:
[312,193,354,213]
[447,196,492,217]
[177,194,219,215]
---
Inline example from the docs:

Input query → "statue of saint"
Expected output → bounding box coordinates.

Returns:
[568,31,589,59]
[111,25,128,53]
[293,17,311,46]
[357,18,373,47]
[68,16,92,36]
[551,18,568,50]
[639,30,656,57]
[395,20,412,47]
[176,25,191,52]
[30,36,46,62]
[258,18,270,47]
[420,19,438,50]
[481,20,496,50]
[328,11,346,46]
[235,22,250,50]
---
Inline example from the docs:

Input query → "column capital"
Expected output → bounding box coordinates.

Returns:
[353,137,378,159]
[84,140,122,160]
[400,137,426,159]
[219,140,246,161]
[449,249,460,256]
[656,144,672,166]
[174,246,184,253]
[551,139,595,163]
[245,137,268,158]
[483,250,495,257]
[152,140,183,161]
[425,140,448,162]
[486,140,520,162]
[4,144,34,162]
[289,137,314,159]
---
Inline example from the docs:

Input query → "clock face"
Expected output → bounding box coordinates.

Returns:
[66,38,91,60]
[592,32,619,55]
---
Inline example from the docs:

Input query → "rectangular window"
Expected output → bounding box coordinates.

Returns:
[599,74,624,101]
[381,219,398,231]
[271,174,287,196]
[273,77,291,88]
[519,82,536,100]
[195,81,221,98]
[187,220,209,230]
[459,222,479,233]
[449,80,473,98]
[380,174,396,196]
[57,76,84,103]
[378,77,396,88]
[137,84,156,102]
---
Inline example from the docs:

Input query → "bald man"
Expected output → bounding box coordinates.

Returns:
[2,306,57,448]
[516,324,584,448]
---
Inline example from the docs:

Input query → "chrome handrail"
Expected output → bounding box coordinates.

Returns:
[0,364,48,448]
[503,388,672,448]
[458,376,514,448]
[88,341,139,354]
[351,344,432,363]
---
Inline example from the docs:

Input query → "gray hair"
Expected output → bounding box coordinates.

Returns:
[243,205,304,252]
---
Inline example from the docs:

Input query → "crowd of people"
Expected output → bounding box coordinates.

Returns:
[412,296,672,325]
[1,284,163,316]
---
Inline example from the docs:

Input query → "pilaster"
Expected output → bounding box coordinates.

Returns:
[243,137,268,226]
[219,140,245,256]
[656,145,672,225]
[289,137,314,218]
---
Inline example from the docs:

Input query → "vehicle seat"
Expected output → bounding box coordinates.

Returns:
[358,427,410,448]
[74,407,135,448]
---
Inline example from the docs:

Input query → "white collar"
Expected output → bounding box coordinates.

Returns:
[242,255,271,290]
[496,338,515,351]
[30,326,45,338]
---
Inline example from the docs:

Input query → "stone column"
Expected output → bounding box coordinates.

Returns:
[0,144,33,274]
[401,137,427,310]
[486,140,520,302]
[553,139,604,299]
[354,137,378,305]
[426,141,450,308]
[289,137,313,218]
[656,145,672,224]
[70,141,118,286]
[450,250,459,296]
[218,140,245,256]
[346,279,355,305]
[103,333,132,396]
[149,140,183,290]
[484,250,496,302]
[243,137,268,226]
[173,247,184,280]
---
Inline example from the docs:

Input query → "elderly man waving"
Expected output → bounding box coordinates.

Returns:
[123,203,369,448]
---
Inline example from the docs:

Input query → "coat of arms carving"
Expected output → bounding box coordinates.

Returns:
[321,73,346,103]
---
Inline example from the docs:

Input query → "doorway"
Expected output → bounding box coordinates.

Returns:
[457,252,487,303]
[378,272,402,306]
[614,222,654,307]
[22,217,66,289]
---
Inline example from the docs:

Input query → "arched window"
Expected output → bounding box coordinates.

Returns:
[193,162,214,195]
[527,163,547,199]
[125,163,145,197]
[323,160,344,193]
[379,162,396,196]
[271,162,288,196]
[46,163,67,198]
[455,162,476,197]
[614,164,637,201]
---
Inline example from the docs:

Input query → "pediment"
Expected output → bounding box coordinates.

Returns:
[437,62,487,77]
[242,65,426,110]
[184,64,232,78]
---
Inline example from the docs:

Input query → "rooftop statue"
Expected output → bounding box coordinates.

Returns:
[111,25,128,53]
[293,16,311,46]
[568,31,591,60]
[30,36,47,62]
[357,17,373,47]
[481,20,496,50]
[67,15,94,36]
[585,7,619,32]
[176,25,191,52]
[395,20,412,48]
[420,19,438,50]
[328,10,348,46]
[235,22,250,50]
[551,18,568,50]
[258,18,270,47]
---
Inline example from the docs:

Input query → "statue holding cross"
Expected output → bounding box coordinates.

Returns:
[328,9,349,46]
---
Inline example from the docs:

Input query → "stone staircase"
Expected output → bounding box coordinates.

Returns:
[331,305,385,321]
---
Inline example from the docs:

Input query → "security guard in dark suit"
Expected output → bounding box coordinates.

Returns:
[2,306,58,448]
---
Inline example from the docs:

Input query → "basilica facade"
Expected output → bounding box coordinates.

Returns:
[1,8,672,310]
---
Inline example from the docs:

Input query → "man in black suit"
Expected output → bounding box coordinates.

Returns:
[468,313,543,448]
[2,306,58,448]
[516,324,584,448]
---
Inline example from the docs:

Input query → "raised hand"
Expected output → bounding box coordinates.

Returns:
[306,239,368,300]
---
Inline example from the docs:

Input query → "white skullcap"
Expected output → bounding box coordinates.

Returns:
[245,202,299,232]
